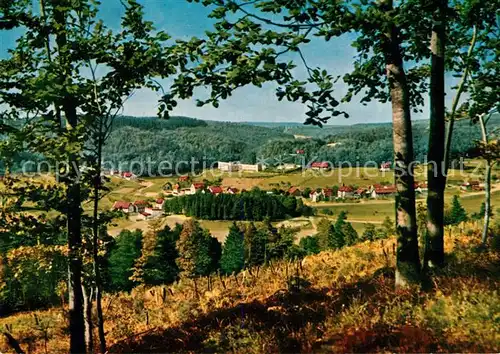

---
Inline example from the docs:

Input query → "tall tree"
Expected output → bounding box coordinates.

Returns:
[176,220,221,294]
[446,195,468,225]
[476,110,499,245]
[175,0,428,286]
[424,0,447,269]
[220,222,245,274]
[0,1,190,350]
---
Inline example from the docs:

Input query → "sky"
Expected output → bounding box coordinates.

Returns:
[0,0,459,125]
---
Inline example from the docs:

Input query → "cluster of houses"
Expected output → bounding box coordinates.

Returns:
[164,181,240,196]
[460,180,484,191]
[112,199,164,220]
[103,170,138,180]
[289,182,429,202]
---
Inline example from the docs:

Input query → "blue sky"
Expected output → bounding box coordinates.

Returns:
[0,0,456,125]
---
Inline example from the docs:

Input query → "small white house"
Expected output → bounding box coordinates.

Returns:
[310,190,322,202]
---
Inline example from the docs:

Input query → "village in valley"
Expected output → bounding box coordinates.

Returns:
[108,159,493,239]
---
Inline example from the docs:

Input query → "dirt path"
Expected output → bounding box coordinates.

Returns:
[306,199,394,207]
[459,183,500,198]
[347,219,383,224]
[134,181,154,196]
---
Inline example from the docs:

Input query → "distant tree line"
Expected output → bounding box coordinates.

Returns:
[2,115,494,176]
[163,189,313,221]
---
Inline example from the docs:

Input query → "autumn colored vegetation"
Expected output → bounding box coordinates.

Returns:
[1,220,499,353]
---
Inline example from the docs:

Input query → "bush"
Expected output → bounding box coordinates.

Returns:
[299,235,321,254]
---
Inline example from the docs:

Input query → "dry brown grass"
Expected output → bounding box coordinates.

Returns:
[1,224,499,353]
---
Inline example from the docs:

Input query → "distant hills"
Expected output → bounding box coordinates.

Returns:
[4,114,497,175]
[99,115,496,175]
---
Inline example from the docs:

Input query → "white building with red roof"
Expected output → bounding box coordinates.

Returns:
[337,185,354,199]
[310,161,331,170]
[112,201,137,213]
[371,185,398,198]
[190,182,205,195]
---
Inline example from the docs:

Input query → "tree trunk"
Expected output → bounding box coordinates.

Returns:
[67,170,86,354]
[424,0,447,269]
[482,162,492,245]
[93,135,107,353]
[54,3,86,352]
[82,284,94,353]
[443,26,477,176]
[381,0,420,287]
[478,114,492,245]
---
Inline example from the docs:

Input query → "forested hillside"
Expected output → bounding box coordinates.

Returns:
[101,115,497,174]
[101,117,291,173]
[2,115,495,175]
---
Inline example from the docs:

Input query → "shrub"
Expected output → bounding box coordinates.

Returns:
[299,235,321,254]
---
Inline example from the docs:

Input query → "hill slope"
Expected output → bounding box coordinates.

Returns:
[1,225,498,353]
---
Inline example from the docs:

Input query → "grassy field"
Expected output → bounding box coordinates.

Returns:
[3,161,496,241]
[138,159,496,194]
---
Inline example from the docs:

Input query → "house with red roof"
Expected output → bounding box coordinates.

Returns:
[415,182,428,194]
[208,186,223,195]
[137,211,152,221]
[226,187,239,194]
[133,200,151,213]
[322,188,334,198]
[355,187,368,198]
[461,180,482,191]
[371,185,398,199]
[112,201,137,213]
[288,186,301,196]
[190,182,205,195]
[310,190,323,202]
[155,199,165,209]
[337,185,354,199]
[121,171,137,180]
[310,161,331,170]
[379,162,391,172]
[179,175,189,182]
[296,149,305,154]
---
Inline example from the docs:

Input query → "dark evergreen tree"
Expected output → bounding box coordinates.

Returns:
[343,222,359,246]
[316,219,335,250]
[446,195,468,225]
[108,230,143,292]
[220,223,245,275]
[330,211,347,249]
[176,220,221,280]
[243,223,266,268]
[362,223,377,242]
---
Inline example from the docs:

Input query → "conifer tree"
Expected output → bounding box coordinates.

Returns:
[343,222,359,247]
[299,236,321,255]
[176,220,222,288]
[447,196,468,225]
[362,224,377,242]
[220,223,245,275]
[330,211,347,249]
[108,230,142,292]
[243,223,266,268]
[382,216,396,237]
[316,219,334,251]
